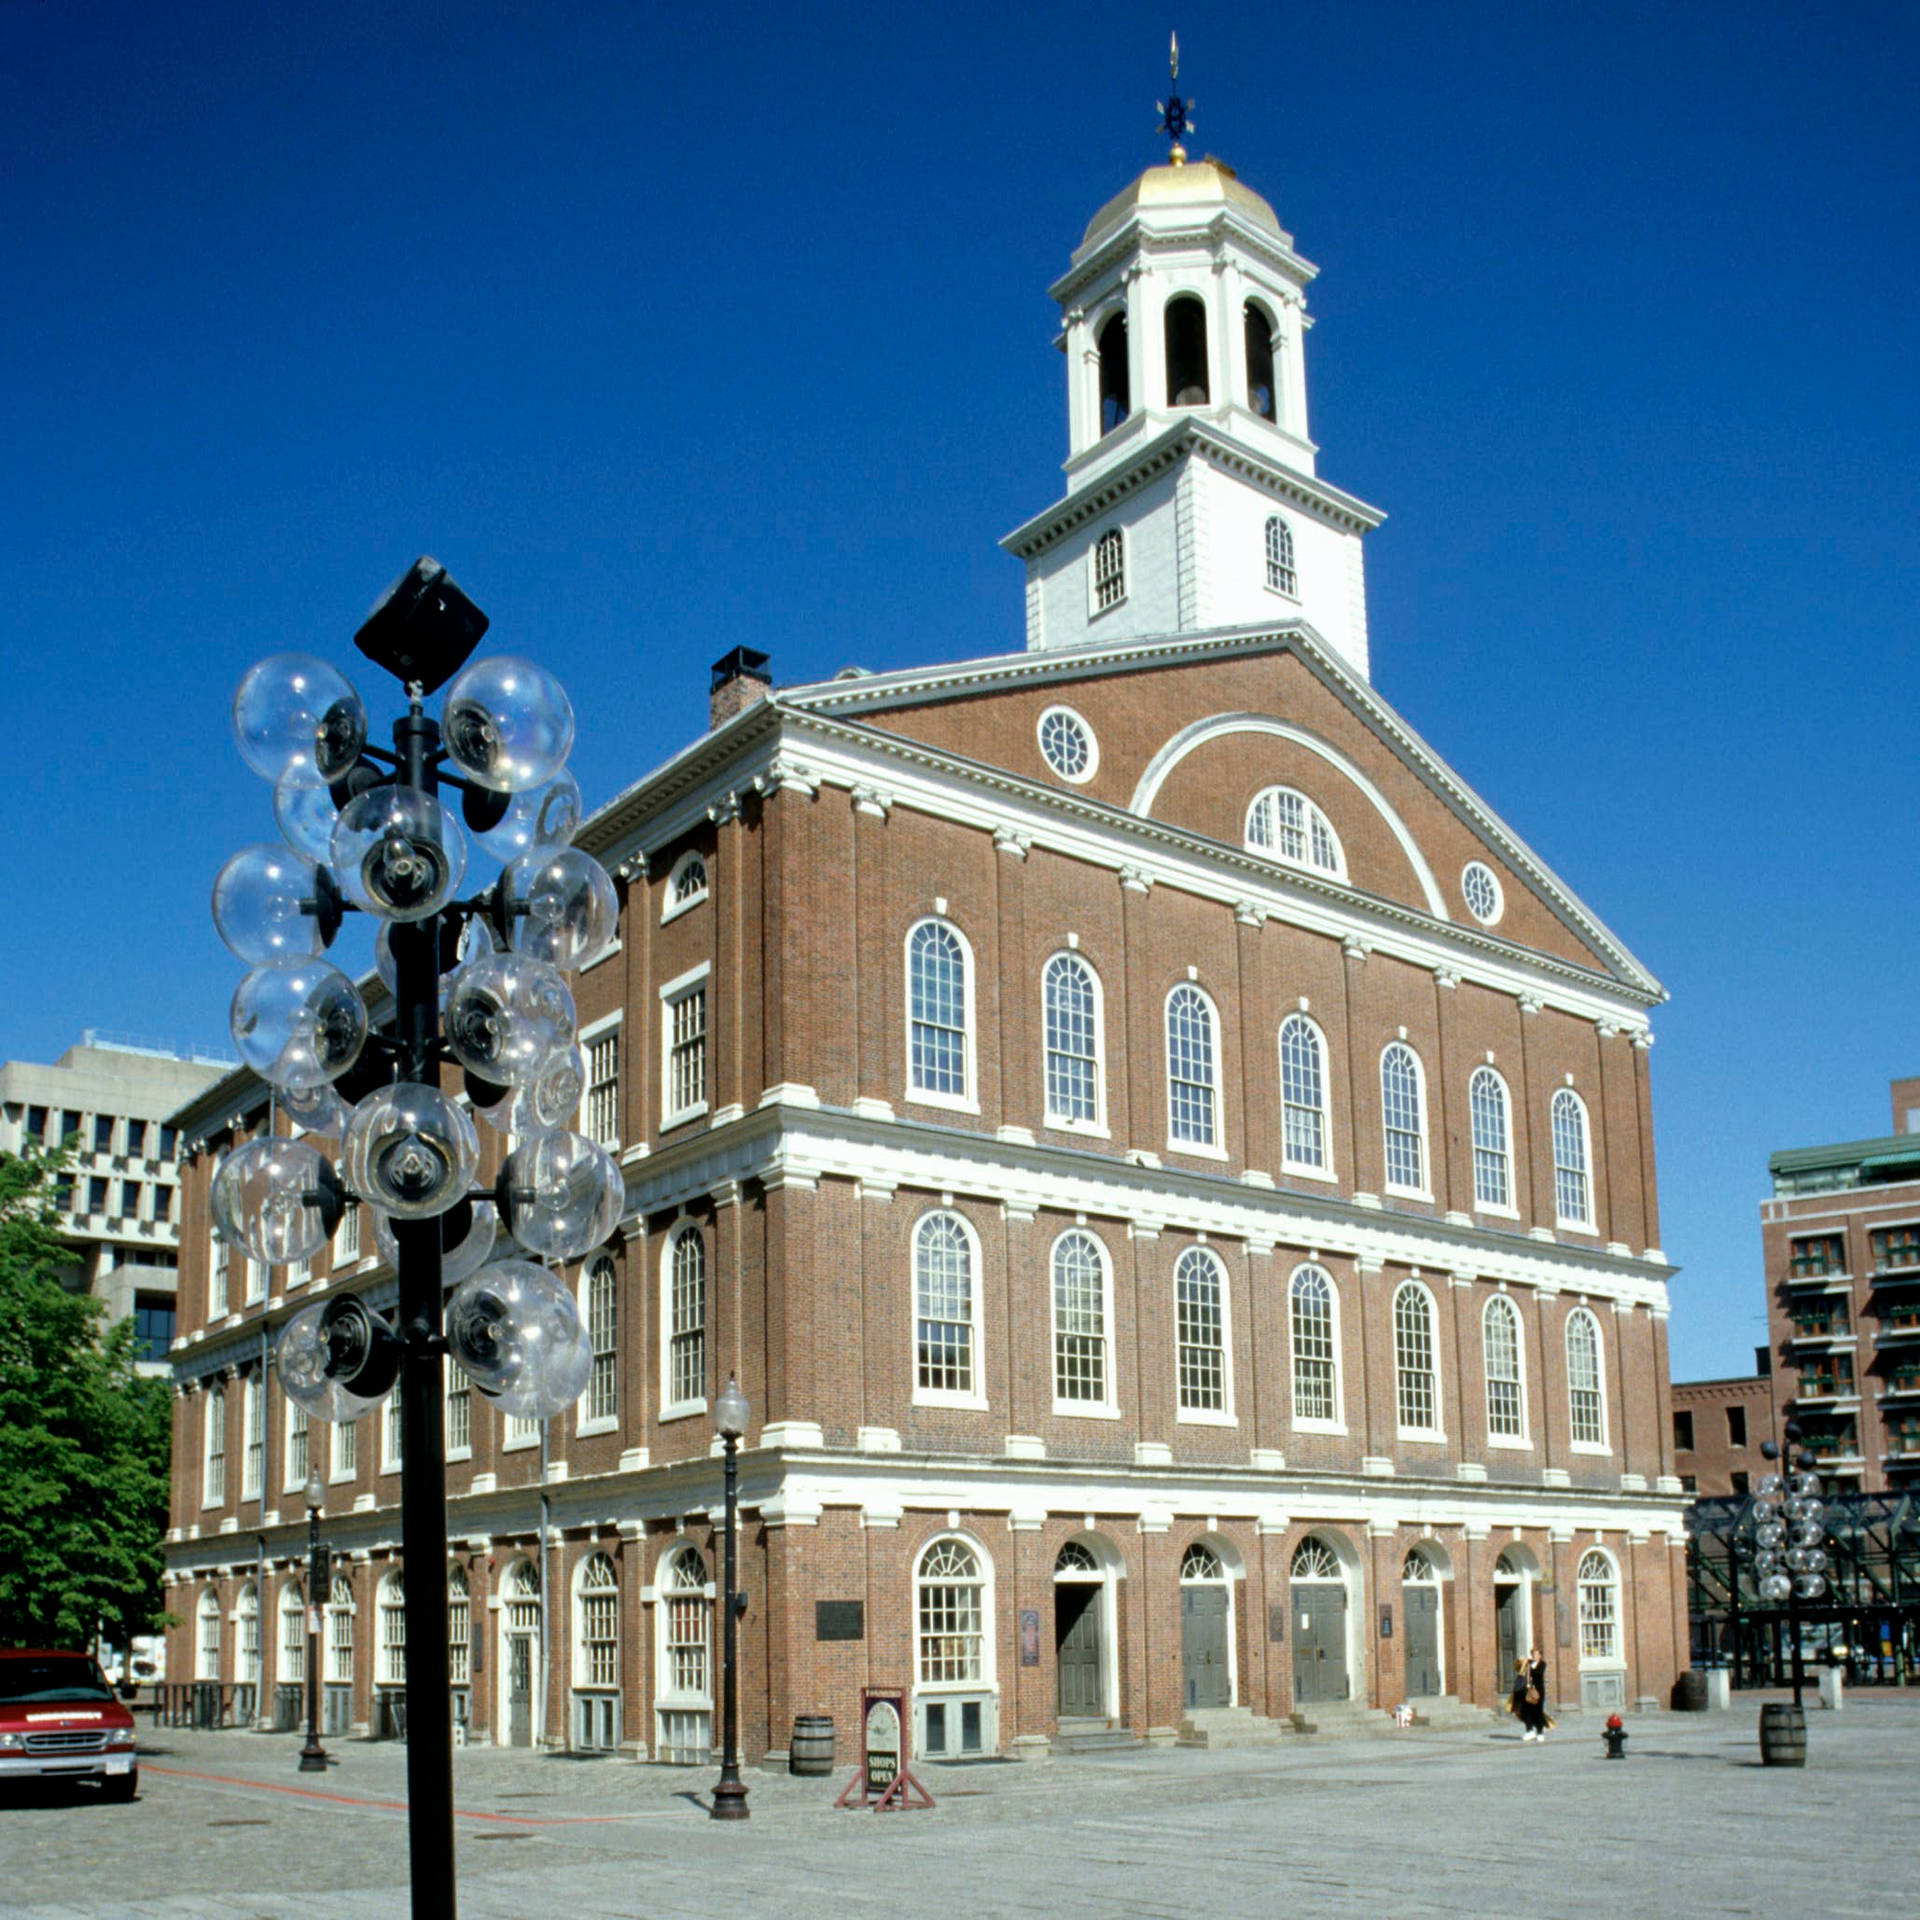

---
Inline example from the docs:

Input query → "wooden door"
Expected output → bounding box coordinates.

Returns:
[1056,1585,1103,1717]
[1496,1582,1521,1691]
[506,1633,533,1747]
[1292,1585,1348,1703]
[1181,1586,1231,1709]
[1404,1584,1442,1696]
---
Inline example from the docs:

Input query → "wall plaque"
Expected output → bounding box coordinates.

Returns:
[1267,1604,1286,1644]
[1019,1608,1041,1666]
[816,1600,864,1641]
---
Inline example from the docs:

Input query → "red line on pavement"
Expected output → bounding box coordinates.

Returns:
[143,1764,634,1827]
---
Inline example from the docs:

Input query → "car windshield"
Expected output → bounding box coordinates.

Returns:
[0,1656,115,1704]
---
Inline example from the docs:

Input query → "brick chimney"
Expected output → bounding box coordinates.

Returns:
[709,647,772,729]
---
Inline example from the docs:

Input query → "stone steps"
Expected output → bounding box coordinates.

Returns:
[1176,1707,1292,1749]
[1051,1717,1142,1757]
[1409,1695,1502,1732]
[1287,1700,1396,1741]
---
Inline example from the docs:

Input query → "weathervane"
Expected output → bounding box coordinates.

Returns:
[1157,32,1192,163]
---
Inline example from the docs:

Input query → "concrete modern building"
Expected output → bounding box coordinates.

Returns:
[0,1033,228,1371]
[163,144,1688,1756]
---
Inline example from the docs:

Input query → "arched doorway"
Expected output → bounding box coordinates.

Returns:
[1054,1541,1106,1720]
[1179,1543,1235,1711]
[1493,1547,1537,1693]
[1290,1536,1351,1704]
[498,1559,540,1748]
[1401,1550,1444,1697]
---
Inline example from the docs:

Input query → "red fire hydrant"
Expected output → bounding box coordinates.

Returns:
[1602,1712,1628,1759]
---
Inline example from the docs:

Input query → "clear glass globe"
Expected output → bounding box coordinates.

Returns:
[332,785,465,922]
[444,1261,592,1419]
[372,1197,499,1284]
[441,655,574,793]
[443,952,577,1089]
[1794,1573,1826,1600]
[210,1136,336,1265]
[276,1297,398,1423]
[233,653,367,788]
[497,1129,622,1260]
[230,959,368,1092]
[1756,1473,1786,1500]
[1754,1549,1783,1577]
[520,1042,586,1134]
[274,767,341,864]
[475,769,583,863]
[341,1082,479,1219]
[1759,1573,1793,1603]
[281,1081,350,1138]
[213,844,324,966]
[1754,1520,1785,1548]
[1789,1472,1823,1499]
[1791,1522,1825,1550]
[501,847,618,971]
[375,913,494,1010]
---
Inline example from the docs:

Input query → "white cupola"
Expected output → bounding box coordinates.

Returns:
[1002,152,1385,679]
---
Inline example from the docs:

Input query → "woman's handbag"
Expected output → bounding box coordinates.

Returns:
[1524,1686,1540,1704]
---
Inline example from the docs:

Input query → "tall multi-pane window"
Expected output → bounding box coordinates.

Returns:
[907,920,970,1100]
[1469,1067,1513,1208]
[583,1256,618,1424]
[196,1590,221,1680]
[242,1375,264,1501]
[1289,1266,1340,1424]
[331,1415,357,1479]
[286,1401,310,1487]
[914,1212,977,1399]
[664,984,707,1122]
[446,1364,472,1455]
[280,1580,306,1684]
[1381,1044,1428,1193]
[1264,515,1297,595]
[203,1385,227,1505]
[1093,527,1125,610]
[210,1206,230,1319]
[1278,1014,1329,1170]
[584,1031,620,1147]
[657,1547,712,1765]
[1051,1231,1109,1407]
[576,1554,619,1689]
[1042,953,1102,1127]
[94,1113,114,1153]
[1394,1283,1439,1433]
[1566,1308,1607,1446]
[447,1565,472,1688]
[1175,1248,1227,1414]
[244,1255,266,1306]
[333,1198,361,1269]
[326,1575,355,1685]
[916,1539,986,1683]
[383,1393,404,1473]
[1483,1295,1526,1440]
[1165,985,1219,1148]
[1871,1226,1920,1274]
[1246,787,1341,876]
[666,1228,706,1410]
[377,1572,406,1687]
[236,1582,260,1688]
[1577,1551,1619,1662]
[1552,1090,1594,1227]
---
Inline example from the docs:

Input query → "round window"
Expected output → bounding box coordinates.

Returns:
[1462,861,1503,926]
[1037,707,1097,783]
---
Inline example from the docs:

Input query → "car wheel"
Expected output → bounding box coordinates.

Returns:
[101,1769,138,1803]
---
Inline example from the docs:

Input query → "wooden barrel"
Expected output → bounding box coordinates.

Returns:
[1677,1670,1709,1712]
[790,1714,836,1776]
[1759,1701,1807,1767]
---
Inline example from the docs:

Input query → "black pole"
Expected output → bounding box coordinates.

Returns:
[710,1432,749,1820]
[300,1500,327,1772]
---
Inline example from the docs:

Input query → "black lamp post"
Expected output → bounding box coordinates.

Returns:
[710,1373,751,1822]
[299,1471,329,1772]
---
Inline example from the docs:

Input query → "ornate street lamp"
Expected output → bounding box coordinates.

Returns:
[299,1472,329,1773]
[1754,1429,1829,1766]
[209,559,619,1914]
[710,1373,751,1822]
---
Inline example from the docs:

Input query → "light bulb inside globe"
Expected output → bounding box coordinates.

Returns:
[342,1082,479,1219]
[332,785,465,921]
[1789,1472,1822,1499]
[230,959,368,1092]
[233,653,367,788]
[372,1196,499,1284]
[475,769,583,863]
[443,951,577,1089]
[1759,1573,1793,1603]
[277,1294,402,1422]
[444,1261,592,1418]
[714,1373,750,1439]
[1756,1474,1786,1500]
[1793,1573,1826,1600]
[213,845,340,965]
[499,847,619,971]
[441,654,574,793]
[280,1081,351,1139]
[210,1136,344,1265]
[495,1129,622,1260]
[515,1042,585,1136]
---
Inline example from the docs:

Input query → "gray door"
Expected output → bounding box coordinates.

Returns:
[1404,1584,1442,1696]
[1181,1586,1231,1709]
[1292,1585,1348,1703]
[1495,1582,1521,1689]
[506,1634,533,1747]
[1056,1585,1103,1717]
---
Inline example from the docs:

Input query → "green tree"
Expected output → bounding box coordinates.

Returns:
[0,1145,172,1648]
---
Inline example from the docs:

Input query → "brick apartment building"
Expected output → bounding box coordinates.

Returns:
[1670,1362,1779,1496]
[162,147,1689,1758]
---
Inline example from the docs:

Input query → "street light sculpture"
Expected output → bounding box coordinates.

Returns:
[208,559,618,1916]
[1753,1434,1829,1710]
[711,1373,751,1821]
[300,1472,329,1773]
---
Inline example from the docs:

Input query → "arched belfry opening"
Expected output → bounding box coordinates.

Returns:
[1244,303,1277,421]
[1097,312,1130,433]
[1164,295,1210,406]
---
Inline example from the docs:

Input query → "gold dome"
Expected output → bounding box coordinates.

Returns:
[1080,157,1283,252]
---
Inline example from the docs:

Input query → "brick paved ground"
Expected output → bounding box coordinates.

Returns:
[4,1694,1917,1918]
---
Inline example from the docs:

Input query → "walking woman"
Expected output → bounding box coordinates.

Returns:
[1512,1647,1551,1741]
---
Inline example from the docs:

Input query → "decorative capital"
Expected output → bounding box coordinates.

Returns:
[613,851,649,883]
[1120,864,1155,894]
[1595,1020,1620,1040]
[760,753,820,798]
[1517,992,1544,1016]
[1631,1029,1655,1050]
[707,793,741,827]
[851,784,893,821]
[1234,899,1268,928]
[993,826,1031,860]
[1342,935,1372,962]
[1433,966,1461,991]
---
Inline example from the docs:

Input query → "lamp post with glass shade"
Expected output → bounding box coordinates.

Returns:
[1754,1425,1829,1766]
[710,1373,750,1821]
[208,560,622,1914]
[299,1472,329,1772]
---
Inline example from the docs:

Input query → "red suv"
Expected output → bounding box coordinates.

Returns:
[0,1651,139,1800]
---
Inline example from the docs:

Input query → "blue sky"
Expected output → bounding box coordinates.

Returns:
[2,2,1914,1381]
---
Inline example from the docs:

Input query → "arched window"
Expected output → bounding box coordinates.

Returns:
[1052,1230,1111,1408]
[1469,1067,1513,1210]
[1244,304,1277,422]
[326,1574,355,1686]
[907,918,972,1102]
[1265,515,1297,595]
[377,1570,406,1687]
[1381,1044,1429,1194]
[1577,1550,1620,1663]
[1566,1308,1607,1448]
[1165,294,1210,405]
[1402,1549,1436,1584]
[196,1588,221,1680]
[582,1255,618,1425]
[1290,1538,1342,1582]
[1175,1247,1228,1415]
[202,1384,226,1507]
[573,1552,619,1749]
[1042,953,1103,1128]
[1093,526,1126,611]
[279,1579,306,1685]
[1278,1014,1330,1172]
[1165,984,1219,1149]
[1552,1089,1594,1228]
[663,851,708,922]
[1245,787,1342,877]
[1394,1283,1440,1434]
[913,1211,979,1401]
[1483,1295,1526,1440]
[235,1581,260,1688]
[1289,1264,1341,1426]
[663,1227,706,1413]
[1097,311,1130,433]
[1182,1542,1226,1582]
[1055,1541,1100,1576]
[656,1546,712,1765]
[916,1538,986,1684]
[447,1564,471,1689]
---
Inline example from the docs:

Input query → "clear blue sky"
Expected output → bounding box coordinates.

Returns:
[3,2,1914,1382]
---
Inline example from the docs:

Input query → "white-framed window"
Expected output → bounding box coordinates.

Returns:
[660,965,710,1127]
[382,1393,404,1474]
[1092,526,1125,612]
[580,1254,619,1428]
[1483,1294,1527,1442]
[916,1536,988,1685]
[503,1410,541,1450]
[1469,1066,1514,1211]
[655,1545,712,1765]
[1265,515,1298,596]
[1042,952,1105,1130]
[326,1574,355,1686]
[906,918,975,1107]
[1552,1089,1595,1229]
[1394,1282,1442,1436]
[1291,1537,1343,1583]
[196,1588,221,1680]
[662,849,710,923]
[235,1581,260,1687]
[583,1026,620,1149]
[1278,1013,1331,1174]
[446,1361,472,1458]
[1289,1264,1342,1428]
[284,1249,309,1290]
[913,1210,983,1406]
[447,1564,471,1688]
[333,1198,361,1269]
[330,1414,357,1481]
[573,1552,620,1749]
[1380,1043,1429,1195]
[279,1579,306,1685]
[285,1401,310,1489]
[1462,860,1504,925]
[1175,1246,1231,1419]
[1566,1307,1609,1449]
[244,1253,266,1307]
[662,1225,707,1417]
[202,1384,227,1506]
[1051,1229,1114,1413]
[1246,787,1344,878]
[1037,706,1099,783]
[377,1570,406,1687]
[241,1374,264,1501]
[209,1204,230,1320]
[1165,982,1221,1152]
[1577,1549,1621,1664]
